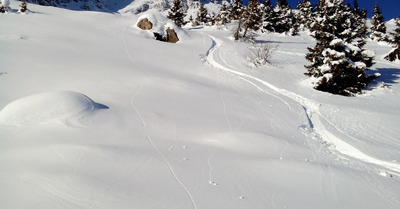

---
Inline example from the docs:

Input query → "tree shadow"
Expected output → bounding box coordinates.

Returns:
[368,68,400,88]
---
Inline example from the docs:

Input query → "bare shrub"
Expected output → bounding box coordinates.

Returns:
[247,41,278,67]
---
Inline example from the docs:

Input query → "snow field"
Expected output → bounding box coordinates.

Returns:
[1,1,400,209]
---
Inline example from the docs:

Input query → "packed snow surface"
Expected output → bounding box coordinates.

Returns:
[1,1,400,209]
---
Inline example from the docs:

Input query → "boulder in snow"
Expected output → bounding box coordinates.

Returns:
[137,18,153,30]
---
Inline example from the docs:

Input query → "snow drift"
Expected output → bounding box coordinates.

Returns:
[0,91,107,126]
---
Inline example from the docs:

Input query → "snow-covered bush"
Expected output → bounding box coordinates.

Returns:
[247,41,278,66]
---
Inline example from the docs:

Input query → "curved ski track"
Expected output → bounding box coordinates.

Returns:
[204,34,400,176]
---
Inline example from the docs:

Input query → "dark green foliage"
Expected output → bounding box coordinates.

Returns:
[242,0,262,37]
[167,0,186,27]
[228,0,243,21]
[305,0,374,96]
[215,2,230,26]
[296,0,314,29]
[261,0,275,32]
[385,18,400,62]
[272,0,298,34]
[20,1,28,13]
[195,3,209,26]
[370,3,387,41]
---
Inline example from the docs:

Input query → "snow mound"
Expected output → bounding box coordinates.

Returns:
[0,91,108,127]
[136,10,189,40]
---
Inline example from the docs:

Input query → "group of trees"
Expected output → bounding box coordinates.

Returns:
[304,0,399,96]
[1,0,28,13]
[168,0,305,37]
[167,0,400,96]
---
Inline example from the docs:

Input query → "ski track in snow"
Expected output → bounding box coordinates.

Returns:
[204,34,400,177]
[128,73,198,209]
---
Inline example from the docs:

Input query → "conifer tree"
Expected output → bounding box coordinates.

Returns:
[370,3,386,41]
[215,2,230,26]
[385,18,400,62]
[273,0,297,34]
[1,0,10,12]
[350,0,368,45]
[242,0,262,38]
[296,0,314,30]
[261,0,275,32]
[167,0,186,27]
[19,1,28,13]
[305,0,375,96]
[195,3,209,26]
[228,0,243,21]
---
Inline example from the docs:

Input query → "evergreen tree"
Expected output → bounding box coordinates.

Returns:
[215,2,230,26]
[296,0,314,30]
[305,0,375,96]
[195,3,209,26]
[370,3,387,41]
[19,1,28,13]
[273,0,297,34]
[261,0,275,32]
[1,0,10,12]
[385,18,400,62]
[167,0,186,27]
[242,0,262,37]
[350,0,368,46]
[228,0,243,21]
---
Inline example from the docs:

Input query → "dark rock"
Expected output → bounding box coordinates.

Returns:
[153,28,179,43]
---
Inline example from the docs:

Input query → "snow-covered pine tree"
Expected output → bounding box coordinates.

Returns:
[261,0,275,33]
[167,0,186,27]
[370,3,387,42]
[19,1,28,13]
[273,0,297,34]
[1,0,10,12]
[242,0,262,38]
[215,1,230,26]
[350,0,368,46]
[296,0,314,30]
[195,3,209,26]
[228,0,243,21]
[384,18,400,62]
[305,0,375,96]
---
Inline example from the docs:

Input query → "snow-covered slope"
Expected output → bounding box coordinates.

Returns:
[1,1,400,209]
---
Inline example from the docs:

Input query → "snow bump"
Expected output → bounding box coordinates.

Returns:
[0,91,108,127]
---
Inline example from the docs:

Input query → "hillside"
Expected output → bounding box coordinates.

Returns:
[1,1,400,209]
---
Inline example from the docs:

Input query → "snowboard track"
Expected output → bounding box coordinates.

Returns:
[204,34,400,177]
